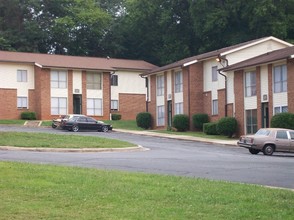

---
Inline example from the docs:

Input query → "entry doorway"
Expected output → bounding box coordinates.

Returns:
[262,102,269,128]
[73,95,82,114]
[167,100,172,127]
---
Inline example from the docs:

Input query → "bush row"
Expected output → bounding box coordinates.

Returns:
[21,111,36,120]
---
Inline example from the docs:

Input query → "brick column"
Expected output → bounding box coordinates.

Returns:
[268,64,273,126]
[103,72,111,120]
[287,59,294,112]
[234,70,245,136]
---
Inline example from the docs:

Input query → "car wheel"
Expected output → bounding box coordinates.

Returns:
[263,145,274,156]
[249,148,260,154]
[102,126,109,132]
[52,123,57,129]
[72,125,79,132]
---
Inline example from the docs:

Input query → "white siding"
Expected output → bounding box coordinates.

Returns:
[226,71,235,104]
[203,59,225,92]
[260,65,269,102]
[174,92,183,103]
[166,71,172,99]
[225,40,288,65]
[157,95,164,106]
[0,63,34,92]
[244,96,257,110]
[273,92,288,109]
[87,89,103,99]
[73,70,82,94]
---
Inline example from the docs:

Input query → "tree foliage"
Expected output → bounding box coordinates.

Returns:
[0,0,293,65]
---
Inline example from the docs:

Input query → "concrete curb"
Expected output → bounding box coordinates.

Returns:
[0,145,149,153]
[113,129,238,146]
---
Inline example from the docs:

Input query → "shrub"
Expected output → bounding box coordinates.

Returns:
[172,114,189,132]
[21,112,37,120]
[136,112,152,129]
[192,113,209,131]
[216,117,238,138]
[271,112,294,129]
[203,122,219,135]
[111,114,121,121]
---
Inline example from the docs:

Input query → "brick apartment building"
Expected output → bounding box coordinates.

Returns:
[0,51,156,120]
[142,36,293,136]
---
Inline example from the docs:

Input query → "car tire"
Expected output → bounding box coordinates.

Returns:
[249,148,260,154]
[263,145,274,156]
[52,124,57,129]
[102,126,109,132]
[72,125,79,132]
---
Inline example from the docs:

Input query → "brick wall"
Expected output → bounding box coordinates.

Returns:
[114,93,146,120]
[0,89,18,119]
[234,70,245,136]
[34,66,51,119]
[102,72,110,120]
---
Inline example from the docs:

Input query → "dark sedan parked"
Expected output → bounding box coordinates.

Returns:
[61,116,112,132]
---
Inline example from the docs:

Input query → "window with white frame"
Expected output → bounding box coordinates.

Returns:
[51,97,67,115]
[175,102,183,115]
[246,109,257,134]
[175,71,183,93]
[87,72,102,90]
[274,64,287,93]
[212,66,218,82]
[245,71,256,97]
[212,99,218,115]
[156,75,164,96]
[17,70,27,82]
[87,98,102,116]
[274,106,288,115]
[157,105,165,126]
[111,75,118,86]
[111,100,118,111]
[51,70,67,88]
[17,97,28,108]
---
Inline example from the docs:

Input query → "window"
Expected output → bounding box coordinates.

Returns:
[274,106,288,115]
[276,130,288,139]
[212,66,218,82]
[246,109,257,134]
[111,100,118,111]
[87,98,102,116]
[175,102,183,115]
[157,105,165,126]
[51,70,67,88]
[274,64,287,93]
[175,71,183,93]
[17,97,28,108]
[17,70,27,82]
[157,75,164,96]
[51,97,67,115]
[245,71,256,97]
[289,132,294,140]
[111,75,118,86]
[212,100,218,115]
[87,72,102,90]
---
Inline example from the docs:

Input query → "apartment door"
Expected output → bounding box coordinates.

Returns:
[167,101,172,127]
[262,103,269,128]
[73,95,82,114]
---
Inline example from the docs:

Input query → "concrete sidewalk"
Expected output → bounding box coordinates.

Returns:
[114,129,237,146]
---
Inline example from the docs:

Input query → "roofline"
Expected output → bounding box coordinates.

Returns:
[183,60,198,67]
[220,36,293,56]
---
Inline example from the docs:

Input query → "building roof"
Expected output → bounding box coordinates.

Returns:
[0,50,157,71]
[142,36,292,76]
[220,46,294,72]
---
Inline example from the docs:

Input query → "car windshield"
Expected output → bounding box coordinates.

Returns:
[255,129,270,136]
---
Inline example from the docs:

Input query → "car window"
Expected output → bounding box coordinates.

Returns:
[87,118,97,123]
[289,132,294,140]
[77,117,87,122]
[276,131,288,139]
[255,129,270,136]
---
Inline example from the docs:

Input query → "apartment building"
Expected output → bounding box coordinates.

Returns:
[0,51,156,120]
[142,36,293,136]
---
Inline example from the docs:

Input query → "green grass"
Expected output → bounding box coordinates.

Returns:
[41,121,52,126]
[104,120,145,131]
[0,132,134,148]
[0,162,293,220]
[0,120,26,125]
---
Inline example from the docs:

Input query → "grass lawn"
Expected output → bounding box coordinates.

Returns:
[0,120,26,125]
[104,120,144,131]
[0,132,134,148]
[1,162,293,220]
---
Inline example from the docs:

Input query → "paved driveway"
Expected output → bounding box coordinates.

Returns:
[1,125,294,189]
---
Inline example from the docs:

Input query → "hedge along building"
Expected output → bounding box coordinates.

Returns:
[220,46,294,136]
[0,51,157,120]
[141,36,292,136]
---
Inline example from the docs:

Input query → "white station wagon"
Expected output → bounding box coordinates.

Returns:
[237,128,294,155]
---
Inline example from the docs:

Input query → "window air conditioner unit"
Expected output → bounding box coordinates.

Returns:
[168,94,172,100]
[74,89,80,94]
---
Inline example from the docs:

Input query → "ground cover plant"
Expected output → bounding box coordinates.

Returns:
[0,120,26,125]
[0,132,133,148]
[0,162,293,220]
